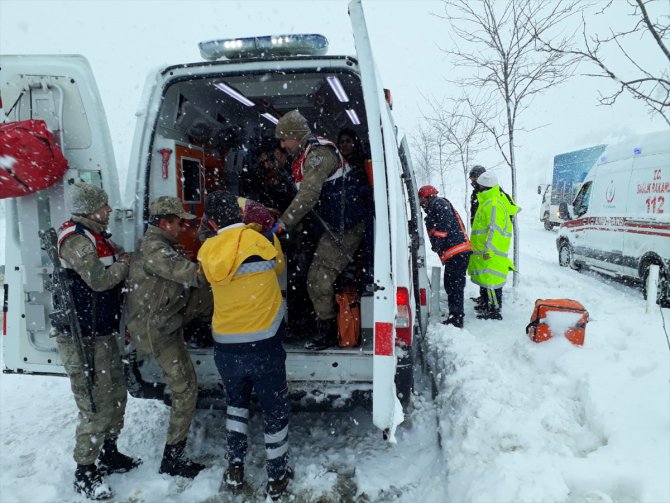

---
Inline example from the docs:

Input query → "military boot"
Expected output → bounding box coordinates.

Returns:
[97,437,142,475]
[304,318,338,350]
[442,314,464,328]
[74,464,112,500]
[159,439,205,478]
[266,467,294,501]
[476,307,503,320]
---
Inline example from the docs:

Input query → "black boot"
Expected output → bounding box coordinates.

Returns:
[476,307,503,320]
[74,464,112,500]
[222,462,245,491]
[442,314,464,328]
[159,439,205,478]
[304,318,338,350]
[97,437,142,475]
[266,467,294,501]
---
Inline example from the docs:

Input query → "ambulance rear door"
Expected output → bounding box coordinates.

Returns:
[349,0,404,437]
[1,55,121,374]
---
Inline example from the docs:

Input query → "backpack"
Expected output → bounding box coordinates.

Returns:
[336,287,361,348]
[0,119,68,199]
[526,299,589,346]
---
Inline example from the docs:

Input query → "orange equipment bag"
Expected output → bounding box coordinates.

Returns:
[525,299,589,346]
[336,287,361,348]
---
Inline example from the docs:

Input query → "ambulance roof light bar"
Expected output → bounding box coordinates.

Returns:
[199,34,328,61]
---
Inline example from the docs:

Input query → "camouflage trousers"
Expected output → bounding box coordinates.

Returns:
[131,286,213,445]
[307,221,365,320]
[57,334,127,465]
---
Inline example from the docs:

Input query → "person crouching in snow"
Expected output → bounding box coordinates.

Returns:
[418,185,472,328]
[197,190,293,501]
[468,171,519,320]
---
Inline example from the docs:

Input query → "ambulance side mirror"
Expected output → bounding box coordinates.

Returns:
[558,201,571,220]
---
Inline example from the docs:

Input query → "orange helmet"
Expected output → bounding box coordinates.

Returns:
[418,185,439,199]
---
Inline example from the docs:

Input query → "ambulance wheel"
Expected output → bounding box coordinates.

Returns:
[643,264,670,308]
[558,242,580,271]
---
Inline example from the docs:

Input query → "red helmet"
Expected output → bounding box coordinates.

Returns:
[418,185,439,199]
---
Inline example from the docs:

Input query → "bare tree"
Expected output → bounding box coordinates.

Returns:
[409,123,438,187]
[424,95,487,229]
[438,0,579,286]
[539,0,670,126]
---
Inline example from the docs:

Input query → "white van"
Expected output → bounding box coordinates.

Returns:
[557,130,670,306]
[1,0,430,438]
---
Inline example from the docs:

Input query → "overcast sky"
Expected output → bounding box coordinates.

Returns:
[1,0,668,201]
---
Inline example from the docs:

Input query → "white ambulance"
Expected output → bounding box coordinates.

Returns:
[557,130,670,306]
[1,0,430,438]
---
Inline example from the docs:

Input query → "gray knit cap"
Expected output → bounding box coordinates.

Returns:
[67,182,108,215]
[275,110,311,140]
[477,171,498,188]
[469,165,486,179]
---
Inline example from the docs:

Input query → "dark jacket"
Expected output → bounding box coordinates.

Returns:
[424,196,472,263]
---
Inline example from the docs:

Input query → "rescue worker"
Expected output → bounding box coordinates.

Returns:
[57,182,140,500]
[468,165,487,226]
[274,110,371,350]
[418,185,472,328]
[468,171,519,320]
[126,196,213,478]
[197,191,292,500]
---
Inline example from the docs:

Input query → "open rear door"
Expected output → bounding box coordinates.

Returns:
[349,0,404,437]
[1,55,119,374]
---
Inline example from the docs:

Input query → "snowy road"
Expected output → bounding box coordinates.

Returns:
[1,210,669,503]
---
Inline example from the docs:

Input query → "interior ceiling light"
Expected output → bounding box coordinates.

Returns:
[327,76,349,103]
[261,112,279,124]
[213,82,255,107]
[346,108,361,125]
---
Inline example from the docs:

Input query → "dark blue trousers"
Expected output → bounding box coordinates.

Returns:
[443,252,470,319]
[213,330,290,480]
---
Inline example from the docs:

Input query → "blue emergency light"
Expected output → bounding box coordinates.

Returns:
[199,34,329,61]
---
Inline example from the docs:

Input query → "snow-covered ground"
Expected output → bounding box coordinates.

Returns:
[1,206,668,503]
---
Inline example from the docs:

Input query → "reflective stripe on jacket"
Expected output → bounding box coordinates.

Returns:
[467,185,518,288]
[424,196,472,263]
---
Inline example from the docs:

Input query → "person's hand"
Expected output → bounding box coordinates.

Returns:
[271,220,286,235]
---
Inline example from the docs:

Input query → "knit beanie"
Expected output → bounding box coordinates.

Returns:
[204,190,242,228]
[275,110,311,140]
[67,182,108,215]
[477,171,498,188]
[469,165,486,179]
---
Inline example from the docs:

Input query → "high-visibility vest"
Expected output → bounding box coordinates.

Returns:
[467,185,518,288]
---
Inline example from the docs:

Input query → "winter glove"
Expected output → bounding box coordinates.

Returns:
[271,220,286,235]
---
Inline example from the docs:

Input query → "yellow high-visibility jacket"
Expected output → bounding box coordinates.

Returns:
[468,185,519,289]
[197,223,285,344]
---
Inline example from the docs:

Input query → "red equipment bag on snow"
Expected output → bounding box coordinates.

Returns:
[0,120,68,199]
[336,287,361,348]
[526,298,589,346]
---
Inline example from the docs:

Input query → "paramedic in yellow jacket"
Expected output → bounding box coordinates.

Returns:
[197,190,292,501]
[468,171,519,320]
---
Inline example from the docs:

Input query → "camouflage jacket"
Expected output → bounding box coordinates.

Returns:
[126,225,205,336]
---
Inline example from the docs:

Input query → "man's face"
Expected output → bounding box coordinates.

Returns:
[273,147,288,167]
[338,134,354,156]
[89,203,112,226]
[419,197,428,209]
[280,138,300,154]
[470,176,479,189]
[161,215,187,241]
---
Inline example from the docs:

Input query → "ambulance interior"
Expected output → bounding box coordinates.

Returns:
[149,65,376,348]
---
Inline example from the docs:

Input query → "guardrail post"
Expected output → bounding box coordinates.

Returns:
[646,264,660,313]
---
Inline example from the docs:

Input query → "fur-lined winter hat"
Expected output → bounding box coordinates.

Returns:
[477,171,498,188]
[68,182,108,215]
[275,110,311,140]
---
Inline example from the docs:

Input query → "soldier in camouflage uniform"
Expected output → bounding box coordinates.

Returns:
[126,196,213,479]
[56,182,141,500]
[275,110,371,350]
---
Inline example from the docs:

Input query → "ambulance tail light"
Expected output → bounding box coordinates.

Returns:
[419,288,427,306]
[395,287,412,347]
